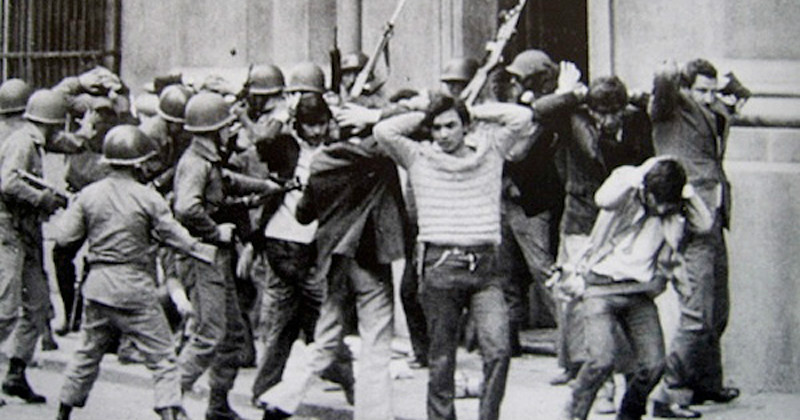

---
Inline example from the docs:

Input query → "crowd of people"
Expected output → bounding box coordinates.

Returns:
[0,42,752,420]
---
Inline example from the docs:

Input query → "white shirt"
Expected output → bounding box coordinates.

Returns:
[264,138,318,244]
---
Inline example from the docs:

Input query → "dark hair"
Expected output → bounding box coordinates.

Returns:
[681,58,718,88]
[295,92,331,125]
[388,88,419,103]
[587,76,629,112]
[423,91,470,127]
[643,159,686,205]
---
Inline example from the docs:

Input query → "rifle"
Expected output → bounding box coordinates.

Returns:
[349,0,408,98]
[12,169,72,201]
[330,26,343,94]
[460,0,527,106]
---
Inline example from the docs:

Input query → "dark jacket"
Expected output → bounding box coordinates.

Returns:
[296,138,407,268]
[651,72,734,228]
[560,105,653,235]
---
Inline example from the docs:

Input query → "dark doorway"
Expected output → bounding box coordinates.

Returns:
[502,0,589,80]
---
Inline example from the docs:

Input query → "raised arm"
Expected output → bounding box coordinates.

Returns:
[372,111,425,169]
[469,102,535,160]
[650,61,682,122]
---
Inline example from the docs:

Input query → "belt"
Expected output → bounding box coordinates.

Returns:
[420,242,496,273]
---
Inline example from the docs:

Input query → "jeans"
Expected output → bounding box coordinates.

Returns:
[177,247,246,393]
[252,239,324,399]
[569,292,665,420]
[420,244,510,420]
[656,215,729,405]
[60,300,181,410]
[258,254,393,420]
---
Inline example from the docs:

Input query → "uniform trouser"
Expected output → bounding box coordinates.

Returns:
[259,254,392,420]
[251,239,324,399]
[177,248,246,393]
[655,216,729,405]
[569,293,665,420]
[59,300,181,410]
[8,229,50,364]
[53,238,84,328]
[0,216,23,343]
[420,244,510,420]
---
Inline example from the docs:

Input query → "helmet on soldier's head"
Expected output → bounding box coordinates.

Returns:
[158,85,193,123]
[340,52,368,72]
[248,65,285,95]
[23,89,68,125]
[183,92,235,133]
[284,62,325,94]
[101,125,158,166]
[0,79,32,115]
[440,58,479,82]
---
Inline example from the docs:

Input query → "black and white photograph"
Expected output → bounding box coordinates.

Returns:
[0,1,797,419]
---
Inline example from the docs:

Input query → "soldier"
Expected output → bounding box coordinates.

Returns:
[173,92,283,420]
[53,125,217,420]
[0,89,77,405]
[440,57,479,98]
[0,79,33,145]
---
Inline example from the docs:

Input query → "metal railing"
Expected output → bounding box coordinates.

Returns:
[0,0,119,88]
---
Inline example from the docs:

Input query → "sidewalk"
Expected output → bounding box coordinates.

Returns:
[6,330,799,420]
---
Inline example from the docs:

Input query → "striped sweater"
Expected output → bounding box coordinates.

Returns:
[374,104,535,245]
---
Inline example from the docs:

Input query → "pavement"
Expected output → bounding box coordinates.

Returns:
[2,329,798,420]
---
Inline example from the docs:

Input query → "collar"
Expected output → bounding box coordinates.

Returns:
[22,122,46,147]
[189,135,221,163]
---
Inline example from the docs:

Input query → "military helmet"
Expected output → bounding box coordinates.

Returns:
[133,92,159,118]
[0,78,33,114]
[101,125,158,166]
[248,64,285,95]
[440,58,479,82]
[158,84,193,123]
[284,62,325,94]
[340,52,368,72]
[23,89,68,125]
[183,91,235,133]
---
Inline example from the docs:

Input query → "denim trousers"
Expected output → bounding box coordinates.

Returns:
[656,215,729,405]
[258,254,393,420]
[569,292,665,420]
[177,247,246,392]
[60,300,181,409]
[420,244,510,420]
[251,239,324,399]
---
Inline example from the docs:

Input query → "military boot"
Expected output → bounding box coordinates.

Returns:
[157,406,191,420]
[56,403,73,420]
[2,357,46,403]
[206,389,243,420]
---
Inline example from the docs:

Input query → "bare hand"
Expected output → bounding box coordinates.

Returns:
[555,61,583,94]
[217,223,236,243]
[333,103,381,128]
[236,242,255,279]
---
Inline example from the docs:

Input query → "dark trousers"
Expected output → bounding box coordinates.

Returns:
[420,244,510,420]
[53,239,84,329]
[251,238,324,399]
[659,216,729,405]
[569,292,665,420]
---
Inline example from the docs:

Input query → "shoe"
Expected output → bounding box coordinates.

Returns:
[593,397,616,414]
[2,358,46,404]
[408,356,428,369]
[262,407,291,420]
[691,387,740,404]
[550,369,578,386]
[41,334,59,351]
[652,401,701,418]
